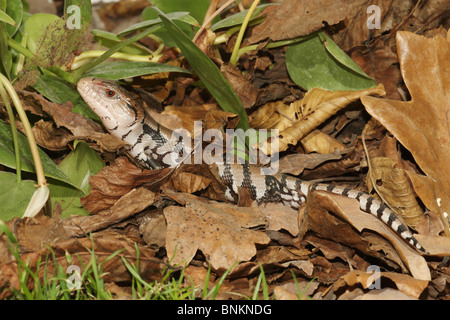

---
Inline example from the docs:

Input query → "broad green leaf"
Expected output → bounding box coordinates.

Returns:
[210,3,276,31]
[0,118,75,187]
[0,171,36,221]
[33,73,99,121]
[23,13,61,53]
[83,61,191,80]
[5,0,23,36]
[158,9,249,130]
[286,32,377,91]
[49,140,104,218]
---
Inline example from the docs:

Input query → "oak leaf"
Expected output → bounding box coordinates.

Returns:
[163,191,270,271]
[361,31,450,235]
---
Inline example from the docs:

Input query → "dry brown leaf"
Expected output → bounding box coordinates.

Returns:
[32,120,76,151]
[367,157,424,227]
[221,63,258,109]
[81,157,173,213]
[13,215,69,252]
[301,129,346,154]
[65,187,157,237]
[169,171,211,194]
[251,85,385,154]
[245,0,349,44]
[306,191,431,280]
[361,31,450,236]
[158,104,218,135]
[18,90,126,152]
[277,152,342,175]
[334,270,429,299]
[139,209,166,248]
[163,191,269,271]
[258,202,299,236]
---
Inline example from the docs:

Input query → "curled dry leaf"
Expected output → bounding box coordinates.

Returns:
[163,191,269,271]
[306,191,430,281]
[32,120,76,151]
[250,85,385,154]
[301,129,346,154]
[367,157,424,227]
[81,157,173,214]
[361,31,450,236]
[65,187,157,237]
[333,270,429,299]
[18,90,126,152]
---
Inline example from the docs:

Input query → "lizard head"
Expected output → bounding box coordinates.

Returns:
[77,77,145,136]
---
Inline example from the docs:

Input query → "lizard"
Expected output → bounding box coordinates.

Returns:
[77,77,427,253]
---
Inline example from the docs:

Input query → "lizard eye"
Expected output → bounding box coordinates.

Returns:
[105,89,116,97]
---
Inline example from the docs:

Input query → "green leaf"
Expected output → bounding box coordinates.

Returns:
[0,118,75,188]
[0,1,12,78]
[141,0,213,47]
[33,73,99,121]
[157,9,249,130]
[148,0,211,24]
[0,8,16,26]
[49,140,104,218]
[83,61,191,80]
[210,3,276,31]
[23,13,61,53]
[118,11,196,36]
[286,32,377,91]
[5,0,23,36]
[0,171,36,221]
[92,29,151,55]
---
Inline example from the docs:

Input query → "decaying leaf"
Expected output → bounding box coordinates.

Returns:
[251,85,385,154]
[81,157,173,214]
[361,31,450,236]
[277,152,342,175]
[306,191,431,281]
[301,129,346,154]
[65,187,157,237]
[163,191,270,271]
[245,0,349,44]
[332,270,429,299]
[367,157,424,227]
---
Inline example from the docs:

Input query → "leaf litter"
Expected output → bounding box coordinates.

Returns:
[0,1,449,300]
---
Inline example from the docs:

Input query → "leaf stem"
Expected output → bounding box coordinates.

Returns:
[0,81,21,182]
[229,0,260,65]
[72,26,159,82]
[0,73,46,187]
